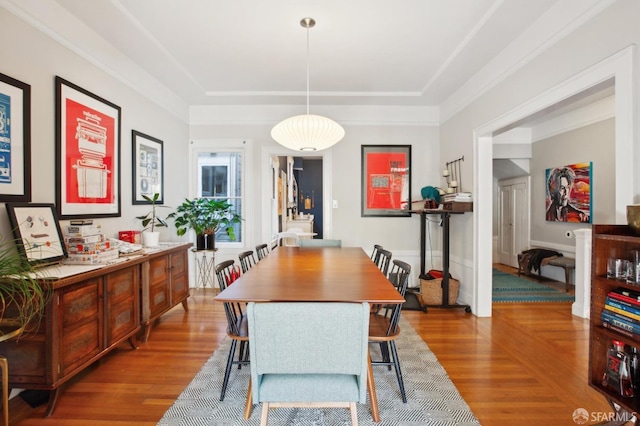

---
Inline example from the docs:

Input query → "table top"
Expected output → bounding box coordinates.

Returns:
[214,246,405,304]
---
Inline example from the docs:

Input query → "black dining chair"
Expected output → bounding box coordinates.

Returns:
[375,248,392,277]
[215,259,249,401]
[371,244,384,263]
[255,243,269,260]
[238,250,257,273]
[369,259,411,403]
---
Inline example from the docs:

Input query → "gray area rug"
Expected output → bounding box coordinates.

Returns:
[158,317,480,425]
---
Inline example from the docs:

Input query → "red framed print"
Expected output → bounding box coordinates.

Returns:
[361,145,411,217]
[0,72,31,202]
[55,76,121,219]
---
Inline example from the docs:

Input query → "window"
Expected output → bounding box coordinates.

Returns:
[191,141,250,246]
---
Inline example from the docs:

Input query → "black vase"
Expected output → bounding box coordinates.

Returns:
[196,233,215,251]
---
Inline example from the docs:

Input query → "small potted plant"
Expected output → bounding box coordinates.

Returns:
[135,193,169,247]
[167,198,241,250]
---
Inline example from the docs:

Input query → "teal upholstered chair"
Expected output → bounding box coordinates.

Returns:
[299,238,342,247]
[246,302,370,425]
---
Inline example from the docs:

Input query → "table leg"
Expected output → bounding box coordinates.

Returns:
[367,351,380,422]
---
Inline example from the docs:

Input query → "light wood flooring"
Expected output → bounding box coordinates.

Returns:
[9,268,613,425]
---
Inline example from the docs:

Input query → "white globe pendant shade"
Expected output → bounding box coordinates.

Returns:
[271,113,345,151]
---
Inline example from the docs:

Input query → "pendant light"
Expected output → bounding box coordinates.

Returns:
[271,17,345,151]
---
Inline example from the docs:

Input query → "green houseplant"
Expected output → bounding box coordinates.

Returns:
[0,236,50,338]
[167,198,242,250]
[135,193,169,247]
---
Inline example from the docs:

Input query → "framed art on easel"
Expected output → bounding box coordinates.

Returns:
[55,76,121,219]
[0,72,31,202]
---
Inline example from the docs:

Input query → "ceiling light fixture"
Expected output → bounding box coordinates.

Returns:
[271,17,345,151]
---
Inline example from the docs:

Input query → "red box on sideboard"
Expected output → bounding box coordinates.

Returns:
[118,230,141,244]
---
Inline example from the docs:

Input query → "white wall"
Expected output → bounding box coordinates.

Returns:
[0,11,189,241]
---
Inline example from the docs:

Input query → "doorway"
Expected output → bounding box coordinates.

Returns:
[497,176,530,268]
[473,47,634,317]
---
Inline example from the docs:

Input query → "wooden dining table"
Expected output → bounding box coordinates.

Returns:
[214,246,405,422]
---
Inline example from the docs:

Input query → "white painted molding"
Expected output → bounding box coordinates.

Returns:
[572,228,591,319]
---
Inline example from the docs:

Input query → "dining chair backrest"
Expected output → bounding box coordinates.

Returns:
[247,301,370,405]
[215,260,244,336]
[375,248,392,277]
[299,238,342,247]
[255,243,269,260]
[371,244,383,263]
[276,231,300,247]
[385,259,411,334]
[238,250,257,273]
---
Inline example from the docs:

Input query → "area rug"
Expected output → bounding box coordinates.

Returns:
[158,317,480,426]
[492,269,574,303]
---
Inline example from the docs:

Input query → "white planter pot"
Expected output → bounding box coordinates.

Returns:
[142,231,160,247]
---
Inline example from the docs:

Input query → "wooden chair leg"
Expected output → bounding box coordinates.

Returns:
[260,402,270,426]
[350,402,358,426]
[0,357,8,426]
[367,352,380,422]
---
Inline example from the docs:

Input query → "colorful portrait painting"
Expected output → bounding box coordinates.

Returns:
[545,162,592,223]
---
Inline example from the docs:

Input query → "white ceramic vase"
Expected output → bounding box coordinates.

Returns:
[142,231,160,247]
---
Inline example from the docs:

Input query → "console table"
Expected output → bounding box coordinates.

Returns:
[412,209,471,313]
[0,242,191,417]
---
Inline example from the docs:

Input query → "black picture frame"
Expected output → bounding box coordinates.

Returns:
[0,72,31,202]
[55,76,121,219]
[132,130,164,205]
[5,203,68,266]
[361,145,412,217]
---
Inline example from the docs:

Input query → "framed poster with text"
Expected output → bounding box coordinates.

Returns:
[0,72,31,202]
[55,76,121,219]
[361,145,411,217]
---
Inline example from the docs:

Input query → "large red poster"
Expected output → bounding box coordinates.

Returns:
[361,145,411,217]
[64,98,115,204]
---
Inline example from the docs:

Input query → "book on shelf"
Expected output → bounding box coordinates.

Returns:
[602,320,636,339]
[610,287,640,305]
[605,296,640,320]
[603,305,640,326]
[602,310,640,335]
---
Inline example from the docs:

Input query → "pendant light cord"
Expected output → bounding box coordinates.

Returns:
[306,23,310,115]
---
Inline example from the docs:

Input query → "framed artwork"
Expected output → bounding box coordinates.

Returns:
[545,162,592,223]
[55,76,121,219]
[361,145,411,217]
[5,203,67,266]
[0,72,31,202]
[132,130,163,204]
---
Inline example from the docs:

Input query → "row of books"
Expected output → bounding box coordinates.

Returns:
[601,287,640,337]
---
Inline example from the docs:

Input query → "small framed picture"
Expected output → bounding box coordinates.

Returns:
[132,130,163,204]
[5,203,68,265]
[361,145,412,217]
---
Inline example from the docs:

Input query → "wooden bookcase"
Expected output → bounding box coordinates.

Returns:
[590,225,640,414]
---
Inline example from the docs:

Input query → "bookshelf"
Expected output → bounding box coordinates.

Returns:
[590,225,640,416]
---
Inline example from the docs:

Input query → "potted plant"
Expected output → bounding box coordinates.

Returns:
[167,198,242,250]
[135,193,169,247]
[0,236,50,339]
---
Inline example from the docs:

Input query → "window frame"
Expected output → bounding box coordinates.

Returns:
[189,139,251,249]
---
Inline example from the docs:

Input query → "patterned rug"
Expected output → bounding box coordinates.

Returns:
[158,317,480,426]
[492,269,575,303]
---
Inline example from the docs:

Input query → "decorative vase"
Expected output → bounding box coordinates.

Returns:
[196,233,215,251]
[627,205,640,235]
[142,231,160,248]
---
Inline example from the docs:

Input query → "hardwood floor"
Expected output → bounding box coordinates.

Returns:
[9,273,613,425]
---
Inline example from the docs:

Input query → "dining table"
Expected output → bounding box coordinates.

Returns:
[214,246,405,423]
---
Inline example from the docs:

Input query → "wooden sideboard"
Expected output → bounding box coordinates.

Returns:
[0,242,191,417]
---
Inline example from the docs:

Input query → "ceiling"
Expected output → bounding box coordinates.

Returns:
[8,0,566,108]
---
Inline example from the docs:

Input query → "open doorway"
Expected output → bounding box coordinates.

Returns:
[473,47,635,317]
